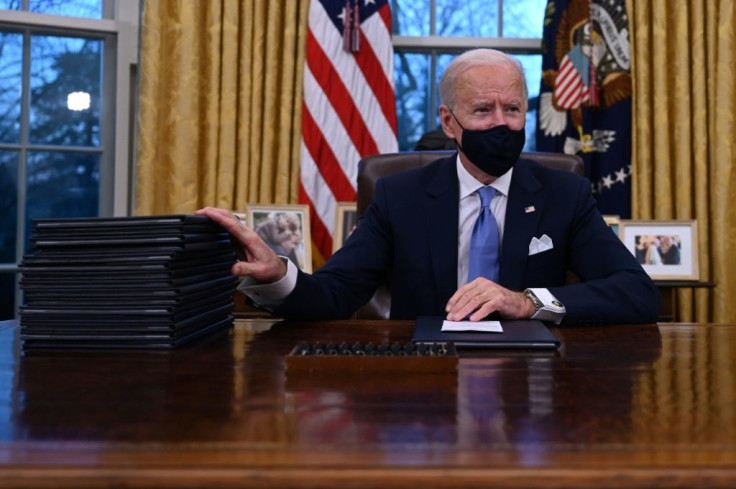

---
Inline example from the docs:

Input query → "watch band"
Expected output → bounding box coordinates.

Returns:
[524,288,543,314]
[524,288,566,324]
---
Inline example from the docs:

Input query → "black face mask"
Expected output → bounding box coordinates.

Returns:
[450,112,526,177]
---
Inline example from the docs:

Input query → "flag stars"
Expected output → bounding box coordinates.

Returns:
[615,167,627,183]
[602,174,614,189]
[592,166,631,195]
[339,0,374,23]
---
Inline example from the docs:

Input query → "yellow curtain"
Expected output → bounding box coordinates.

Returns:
[628,0,736,322]
[135,0,309,214]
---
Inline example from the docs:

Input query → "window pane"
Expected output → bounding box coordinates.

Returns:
[391,0,430,36]
[29,35,102,147]
[395,52,431,151]
[503,0,547,38]
[436,0,498,37]
[0,272,15,320]
[516,54,542,151]
[29,0,103,19]
[0,1,19,10]
[434,53,454,118]
[25,151,99,251]
[0,30,23,144]
[0,151,18,263]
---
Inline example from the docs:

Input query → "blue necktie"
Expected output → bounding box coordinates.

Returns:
[467,186,500,283]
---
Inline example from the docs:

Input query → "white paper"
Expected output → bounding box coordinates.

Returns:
[441,320,503,333]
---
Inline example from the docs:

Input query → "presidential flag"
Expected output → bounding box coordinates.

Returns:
[536,0,632,217]
[299,0,398,264]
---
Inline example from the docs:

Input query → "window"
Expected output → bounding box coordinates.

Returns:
[392,0,547,151]
[0,0,138,319]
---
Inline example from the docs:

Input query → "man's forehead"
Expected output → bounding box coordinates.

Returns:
[457,82,525,106]
[456,65,525,98]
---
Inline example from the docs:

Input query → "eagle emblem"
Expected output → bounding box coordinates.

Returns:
[539,0,632,155]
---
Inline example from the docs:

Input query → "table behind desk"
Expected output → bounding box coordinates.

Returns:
[0,319,735,488]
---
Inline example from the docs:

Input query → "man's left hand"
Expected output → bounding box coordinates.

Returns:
[445,278,535,321]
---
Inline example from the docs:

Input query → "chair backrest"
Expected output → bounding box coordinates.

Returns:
[353,150,584,319]
[357,150,584,219]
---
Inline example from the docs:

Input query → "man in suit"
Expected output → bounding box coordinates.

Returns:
[198,49,660,325]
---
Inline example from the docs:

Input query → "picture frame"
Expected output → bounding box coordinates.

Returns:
[618,220,699,280]
[602,214,621,237]
[246,204,312,273]
[332,202,358,253]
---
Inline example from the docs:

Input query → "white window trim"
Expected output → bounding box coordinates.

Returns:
[0,6,139,217]
[393,35,541,52]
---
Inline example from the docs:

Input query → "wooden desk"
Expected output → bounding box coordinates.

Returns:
[0,318,735,488]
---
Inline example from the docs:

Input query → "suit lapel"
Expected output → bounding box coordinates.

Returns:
[423,158,460,307]
[500,159,543,291]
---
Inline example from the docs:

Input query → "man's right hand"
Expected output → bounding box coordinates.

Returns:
[195,207,287,283]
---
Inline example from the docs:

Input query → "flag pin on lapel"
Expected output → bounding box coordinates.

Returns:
[525,206,535,214]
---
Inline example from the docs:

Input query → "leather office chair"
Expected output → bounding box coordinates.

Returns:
[353,150,584,319]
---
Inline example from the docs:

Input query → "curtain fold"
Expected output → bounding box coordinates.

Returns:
[629,0,735,321]
[135,0,309,215]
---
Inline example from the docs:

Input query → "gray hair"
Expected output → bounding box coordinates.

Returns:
[439,49,528,110]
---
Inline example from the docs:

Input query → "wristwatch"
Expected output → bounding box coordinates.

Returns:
[524,288,544,315]
[523,288,566,323]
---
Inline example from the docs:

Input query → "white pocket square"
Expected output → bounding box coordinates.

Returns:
[529,234,554,256]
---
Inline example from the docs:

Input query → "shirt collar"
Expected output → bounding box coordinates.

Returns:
[456,154,513,199]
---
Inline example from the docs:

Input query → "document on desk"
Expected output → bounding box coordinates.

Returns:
[412,316,561,350]
[441,320,503,333]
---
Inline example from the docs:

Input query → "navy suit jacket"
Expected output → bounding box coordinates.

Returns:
[277,155,661,325]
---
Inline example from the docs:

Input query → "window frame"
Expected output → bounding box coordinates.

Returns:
[391,0,544,150]
[0,2,138,318]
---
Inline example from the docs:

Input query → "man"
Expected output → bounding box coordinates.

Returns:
[198,49,660,325]
[658,235,680,265]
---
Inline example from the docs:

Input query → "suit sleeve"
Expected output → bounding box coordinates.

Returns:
[548,178,661,325]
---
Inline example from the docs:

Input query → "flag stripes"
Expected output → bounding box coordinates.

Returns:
[555,57,588,108]
[300,0,397,262]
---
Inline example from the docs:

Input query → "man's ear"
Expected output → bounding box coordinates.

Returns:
[438,105,457,140]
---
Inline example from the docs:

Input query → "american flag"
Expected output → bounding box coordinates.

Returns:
[553,49,590,109]
[299,0,398,263]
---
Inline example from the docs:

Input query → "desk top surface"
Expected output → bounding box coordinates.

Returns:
[0,318,735,488]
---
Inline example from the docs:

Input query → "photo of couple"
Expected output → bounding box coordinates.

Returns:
[634,235,681,265]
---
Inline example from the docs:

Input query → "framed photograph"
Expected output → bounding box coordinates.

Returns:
[618,220,699,280]
[602,214,621,237]
[246,204,312,273]
[332,202,358,253]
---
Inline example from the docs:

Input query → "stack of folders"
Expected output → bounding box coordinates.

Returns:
[19,215,238,350]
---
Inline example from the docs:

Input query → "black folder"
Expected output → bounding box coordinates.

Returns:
[19,214,238,350]
[412,316,561,350]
